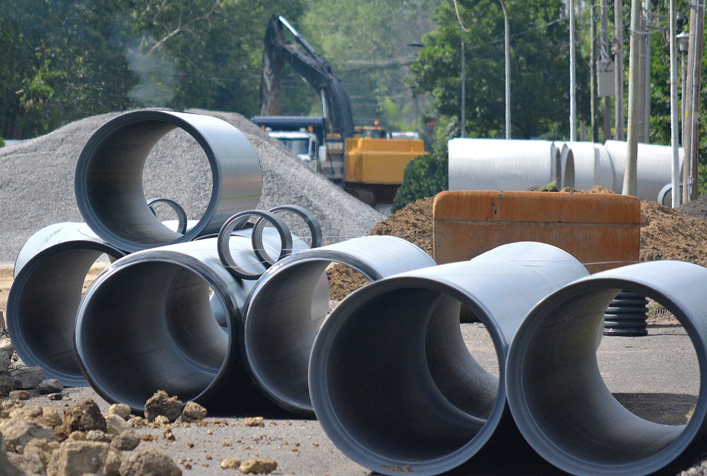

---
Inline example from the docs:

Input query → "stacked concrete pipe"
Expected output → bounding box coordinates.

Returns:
[308,242,589,476]
[561,141,616,192]
[506,260,707,476]
[241,235,436,414]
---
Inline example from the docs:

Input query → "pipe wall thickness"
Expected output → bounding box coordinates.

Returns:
[74,229,321,415]
[8,223,125,386]
[309,242,589,476]
[242,235,435,414]
[506,260,707,476]
[74,110,262,252]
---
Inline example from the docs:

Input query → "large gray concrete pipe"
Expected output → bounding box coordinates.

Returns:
[74,229,323,415]
[242,236,435,414]
[308,242,589,476]
[74,110,262,252]
[7,223,125,386]
[506,260,707,476]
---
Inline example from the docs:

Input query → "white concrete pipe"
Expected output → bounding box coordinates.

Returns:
[506,260,707,476]
[242,235,436,414]
[448,139,573,191]
[7,223,125,386]
[75,229,323,415]
[309,242,589,476]
[561,142,616,192]
[604,141,684,200]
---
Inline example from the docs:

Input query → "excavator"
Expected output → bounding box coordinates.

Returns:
[257,14,426,206]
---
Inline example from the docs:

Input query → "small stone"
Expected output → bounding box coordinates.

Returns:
[239,457,277,474]
[243,417,264,427]
[163,428,176,441]
[0,434,24,476]
[0,372,12,396]
[144,390,183,423]
[39,407,62,428]
[105,448,123,476]
[23,437,58,466]
[180,402,207,423]
[10,366,45,389]
[9,405,42,420]
[119,448,182,476]
[47,393,63,401]
[128,416,145,427]
[154,415,171,426]
[7,452,44,475]
[46,440,110,476]
[9,390,29,400]
[86,429,113,442]
[0,418,56,453]
[35,378,63,394]
[107,403,131,421]
[68,431,85,441]
[0,345,12,372]
[142,434,157,442]
[106,414,130,436]
[220,457,241,469]
[55,399,107,441]
[111,430,141,451]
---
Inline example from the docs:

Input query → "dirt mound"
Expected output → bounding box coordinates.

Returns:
[326,198,433,300]
[640,200,707,266]
[560,184,616,194]
[680,193,707,219]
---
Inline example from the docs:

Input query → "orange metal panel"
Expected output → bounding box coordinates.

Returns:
[433,191,640,274]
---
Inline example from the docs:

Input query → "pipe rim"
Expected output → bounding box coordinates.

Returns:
[7,241,124,386]
[506,273,707,476]
[308,275,507,476]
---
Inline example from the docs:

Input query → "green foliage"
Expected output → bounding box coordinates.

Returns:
[409,0,590,140]
[392,149,448,213]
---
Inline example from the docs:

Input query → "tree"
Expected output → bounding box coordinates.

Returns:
[409,0,591,140]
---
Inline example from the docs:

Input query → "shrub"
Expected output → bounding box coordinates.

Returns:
[392,149,448,213]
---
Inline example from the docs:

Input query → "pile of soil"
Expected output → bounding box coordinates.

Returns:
[326,198,433,301]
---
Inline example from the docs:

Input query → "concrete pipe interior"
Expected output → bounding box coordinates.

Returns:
[309,278,501,474]
[7,245,122,386]
[243,259,353,413]
[507,281,706,476]
[76,259,232,412]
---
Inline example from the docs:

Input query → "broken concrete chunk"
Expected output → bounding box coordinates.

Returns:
[119,448,182,476]
[0,418,56,453]
[144,391,183,423]
[105,414,129,436]
[35,379,63,395]
[107,403,131,421]
[46,440,110,476]
[0,434,25,476]
[10,367,45,390]
[111,430,141,452]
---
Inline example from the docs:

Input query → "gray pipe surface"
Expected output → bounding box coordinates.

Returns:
[506,260,707,476]
[242,235,436,414]
[308,242,589,476]
[8,223,125,386]
[74,229,321,415]
[74,110,262,252]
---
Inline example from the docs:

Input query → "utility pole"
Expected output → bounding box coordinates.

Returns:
[623,0,641,196]
[670,0,680,207]
[461,28,466,138]
[601,0,611,141]
[683,0,705,202]
[615,0,625,140]
[570,0,577,141]
[643,0,651,142]
[500,0,511,139]
[591,0,599,143]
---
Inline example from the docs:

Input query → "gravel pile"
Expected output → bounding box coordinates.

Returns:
[0,109,384,264]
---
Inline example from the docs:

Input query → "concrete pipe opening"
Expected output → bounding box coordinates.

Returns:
[74,237,277,415]
[309,242,589,476]
[243,236,436,414]
[74,110,262,252]
[7,223,124,386]
[506,261,707,476]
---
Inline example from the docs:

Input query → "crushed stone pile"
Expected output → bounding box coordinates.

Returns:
[0,109,384,264]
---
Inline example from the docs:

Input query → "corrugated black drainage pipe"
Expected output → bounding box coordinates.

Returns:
[603,291,648,336]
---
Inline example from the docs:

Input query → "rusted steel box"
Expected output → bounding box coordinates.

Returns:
[433,191,640,274]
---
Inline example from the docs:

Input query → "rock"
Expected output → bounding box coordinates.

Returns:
[144,391,182,423]
[8,406,60,429]
[0,372,13,396]
[104,448,123,476]
[107,404,131,421]
[127,416,145,428]
[6,452,44,476]
[55,400,106,441]
[10,367,45,390]
[0,341,13,371]
[220,457,241,469]
[153,415,170,426]
[46,440,110,476]
[243,417,264,427]
[179,402,207,423]
[38,408,61,429]
[110,430,140,452]
[239,458,277,474]
[9,390,29,400]
[0,418,56,453]
[46,394,62,401]
[23,438,58,467]
[0,434,25,476]
[85,430,112,443]
[105,414,129,436]
[67,432,84,441]
[35,379,63,395]
[119,448,182,476]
